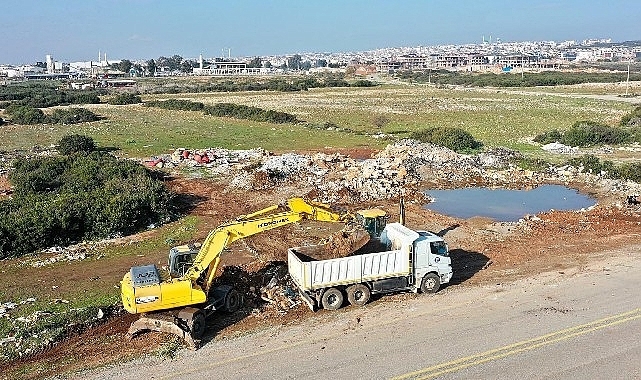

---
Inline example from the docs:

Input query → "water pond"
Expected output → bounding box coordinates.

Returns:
[424,185,596,222]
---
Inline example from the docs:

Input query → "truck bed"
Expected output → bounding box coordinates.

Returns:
[288,246,411,291]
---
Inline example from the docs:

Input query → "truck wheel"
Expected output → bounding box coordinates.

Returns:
[420,273,441,294]
[321,288,344,310]
[188,312,206,339]
[346,284,371,306]
[224,288,242,313]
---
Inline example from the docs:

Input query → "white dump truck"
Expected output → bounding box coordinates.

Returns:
[287,222,453,310]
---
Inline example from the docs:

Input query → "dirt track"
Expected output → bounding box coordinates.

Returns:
[2,151,641,378]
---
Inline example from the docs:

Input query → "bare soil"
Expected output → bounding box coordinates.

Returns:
[3,150,641,379]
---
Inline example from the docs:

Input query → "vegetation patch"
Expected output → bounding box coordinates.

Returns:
[534,120,638,147]
[107,93,142,105]
[4,105,99,125]
[141,74,376,94]
[566,154,641,182]
[0,82,102,108]
[204,103,297,123]
[620,105,641,128]
[396,70,641,87]
[410,127,483,153]
[57,134,97,155]
[144,99,205,111]
[0,136,172,258]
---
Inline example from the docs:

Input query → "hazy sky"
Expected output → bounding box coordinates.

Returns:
[1,0,639,64]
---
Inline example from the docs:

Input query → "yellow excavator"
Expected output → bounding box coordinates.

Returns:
[121,198,387,348]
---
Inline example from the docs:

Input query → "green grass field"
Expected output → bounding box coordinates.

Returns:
[1,83,637,157]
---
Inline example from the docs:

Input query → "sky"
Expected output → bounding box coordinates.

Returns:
[1,0,640,65]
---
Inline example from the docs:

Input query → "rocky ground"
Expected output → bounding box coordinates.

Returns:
[2,140,641,379]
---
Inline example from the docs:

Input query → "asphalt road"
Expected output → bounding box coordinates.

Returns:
[84,249,641,380]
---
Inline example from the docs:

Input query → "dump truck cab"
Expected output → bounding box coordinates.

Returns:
[356,208,388,238]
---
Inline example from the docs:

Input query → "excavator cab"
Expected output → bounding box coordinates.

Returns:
[356,209,388,238]
[169,243,201,277]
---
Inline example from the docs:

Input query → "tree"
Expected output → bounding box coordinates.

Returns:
[146,59,156,76]
[287,54,302,70]
[264,61,272,69]
[180,59,197,73]
[168,55,183,71]
[315,59,327,68]
[57,134,96,155]
[132,63,143,76]
[247,57,262,68]
[113,59,133,74]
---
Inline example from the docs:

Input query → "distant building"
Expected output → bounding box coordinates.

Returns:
[193,58,262,75]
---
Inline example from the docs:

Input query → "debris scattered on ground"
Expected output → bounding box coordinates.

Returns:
[541,142,579,154]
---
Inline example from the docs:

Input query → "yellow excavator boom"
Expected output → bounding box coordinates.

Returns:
[121,198,345,315]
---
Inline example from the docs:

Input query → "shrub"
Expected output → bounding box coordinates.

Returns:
[108,93,142,105]
[533,129,562,144]
[144,99,204,111]
[203,103,297,123]
[1,152,172,258]
[410,127,483,153]
[5,105,46,124]
[47,107,99,124]
[351,80,375,87]
[57,134,97,155]
[620,105,641,127]
[566,154,615,174]
[562,121,630,147]
[615,162,641,182]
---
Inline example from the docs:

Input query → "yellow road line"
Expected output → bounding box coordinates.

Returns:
[392,307,641,380]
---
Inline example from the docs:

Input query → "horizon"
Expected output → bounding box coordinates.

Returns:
[1,0,640,65]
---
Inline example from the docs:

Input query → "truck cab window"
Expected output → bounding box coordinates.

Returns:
[430,241,449,256]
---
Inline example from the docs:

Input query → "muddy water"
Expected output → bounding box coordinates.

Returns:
[425,185,596,222]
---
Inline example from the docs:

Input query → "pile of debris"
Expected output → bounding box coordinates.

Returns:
[148,140,641,203]
[541,142,579,155]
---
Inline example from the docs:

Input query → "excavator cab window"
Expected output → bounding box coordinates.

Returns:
[357,209,388,238]
[169,245,200,277]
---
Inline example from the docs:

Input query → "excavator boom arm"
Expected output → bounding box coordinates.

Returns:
[183,198,343,291]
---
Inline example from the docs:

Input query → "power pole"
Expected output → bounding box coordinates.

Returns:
[626,60,631,96]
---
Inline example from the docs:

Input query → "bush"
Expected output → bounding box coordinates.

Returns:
[1,151,172,258]
[410,127,483,152]
[203,103,297,123]
[533,129,562,144]
[620,105,641,127]
[0,82,102,108]
[566,154,615,174]
[57,134,97,155]
[615,162,641,182]
[5,105,46,124]
[535,121,634,147]
[562,121,630,147]
[48,108,99,124]
[108,93,142,105]
[144,99,204,111]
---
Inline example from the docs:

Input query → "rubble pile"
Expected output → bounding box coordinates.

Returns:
[148,140,641,202]
[146,147,271,173]
[259,275,301,312]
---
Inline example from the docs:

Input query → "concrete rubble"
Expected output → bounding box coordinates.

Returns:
[148,140,640,203]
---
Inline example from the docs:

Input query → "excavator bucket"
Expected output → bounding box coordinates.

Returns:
[319,225,371,259]
[127,315,199,350]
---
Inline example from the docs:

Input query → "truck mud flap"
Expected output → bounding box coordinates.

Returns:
[297,289,317,311]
